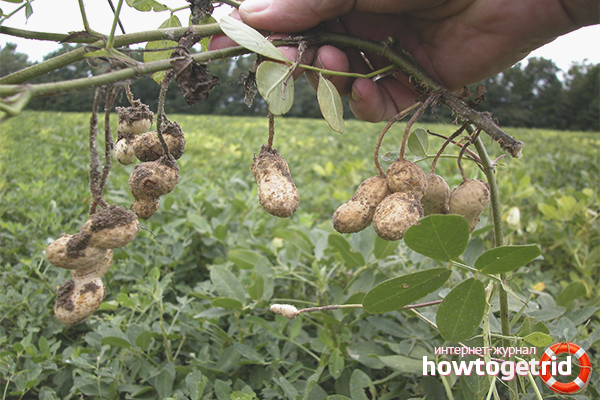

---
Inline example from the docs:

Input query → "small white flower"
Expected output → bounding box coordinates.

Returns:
[270,304,299,319]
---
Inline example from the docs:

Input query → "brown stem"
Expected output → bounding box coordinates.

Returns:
[98,86,118,205]
[156,71,175,158]
[374,102,420,176]
[89,87,105,215]
[398,91,441,160]
[125,84,135,106]
[429,123,469,174]
[457,128,481,181]
[267,112,275,149]
[441,91,524,158]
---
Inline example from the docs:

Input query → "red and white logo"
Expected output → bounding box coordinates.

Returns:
[539,342,592,394]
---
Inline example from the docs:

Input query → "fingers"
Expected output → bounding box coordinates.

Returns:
[238,0,446,31]
[349,77,419,123]
[239,0,354,32]
[304,45,352,95]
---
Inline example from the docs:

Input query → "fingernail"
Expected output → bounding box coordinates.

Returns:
[240,0,272,14]
[350,87,361,104]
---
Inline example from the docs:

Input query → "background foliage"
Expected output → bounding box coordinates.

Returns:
[0,112,598,399]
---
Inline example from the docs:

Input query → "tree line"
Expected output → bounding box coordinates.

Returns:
[1,42,598,131]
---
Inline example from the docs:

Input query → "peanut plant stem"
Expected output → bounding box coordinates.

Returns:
[0,23,224,84]
[0,46,249,98]
[473,135,518,400]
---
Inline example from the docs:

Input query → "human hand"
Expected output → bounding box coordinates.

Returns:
[211,0,598,122]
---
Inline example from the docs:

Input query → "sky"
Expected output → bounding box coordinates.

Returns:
[1,0,599,73]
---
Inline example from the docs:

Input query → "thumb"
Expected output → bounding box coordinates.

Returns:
[238,0,354,31]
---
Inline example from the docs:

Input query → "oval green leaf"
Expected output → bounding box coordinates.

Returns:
[363,268,451,314]
[522,332,553,347]
[474,244,541,274]
[210,265,245,304]
[228,248,263,270]
[211,297,243,310]
[556,281,587,307]
[407,128,429,156]
[437,278,486,342]
[317,75,345,133]
[219,16,288,63]
[373,235,400,260]
[256,61,294,115]
[247,270,265,301]
[101,336,132,349]
[404,214,470,261]
[328,233,365,267]
[349,369,374,400]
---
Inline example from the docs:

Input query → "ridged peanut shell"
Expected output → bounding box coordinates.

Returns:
[132,198,160,220]
[332,175,391,233]
[116,102,154,137]
[46,233,109,270]
[372,192,423,241]
[386,159,427,199]
[129,158,179,201]
[71,250,113,281]
[81,205,139,249]
[54,277,106,326]
[449,179,490,231]
[421,173,451,215]
[252,145,299,218]
[114,138,136,165]
[133,124,185,162]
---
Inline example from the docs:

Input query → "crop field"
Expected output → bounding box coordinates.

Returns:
[0,111,598,399]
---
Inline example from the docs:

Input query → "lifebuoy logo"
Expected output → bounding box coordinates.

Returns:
[539,342,592,394]
[424,342,592,395]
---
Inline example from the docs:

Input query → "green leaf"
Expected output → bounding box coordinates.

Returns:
[516,316,550,337]
[437,278,486,342]
[185,370,206,400]
[135,330,152,351]
[475,244,541,274]
[211,297,243,310]
[328,348,345,379]
[116,293,135,308]
[101,336,132,349]
[219,16,289,62]
[522,332,553,347]
[363,268,451,314]
[247,270,264,300]
[404,214,470,261]
[555,281,587,307]
[375,355,423,374]
[125,0,166,11]
[328,233,365,267]
[210,265,246,304]
[24,0,32,19]
[346,342,386,369]
[407,128,429,157]
[373,235,399,260]
[144,15,181,83]
[233,343,265,364]
[317,75,345,133]
[214,379,233,400]
[228,248,263,270]
[187,211,211,234]
[256,61,294,115]
[155,368,174,400]
[349,369,375,400]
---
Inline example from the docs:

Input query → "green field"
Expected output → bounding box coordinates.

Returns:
[1,112,598,399]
